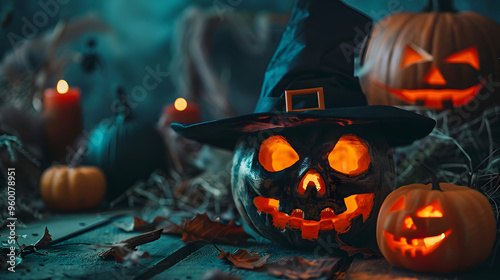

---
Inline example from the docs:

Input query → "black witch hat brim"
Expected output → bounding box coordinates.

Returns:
[171,105,436,150]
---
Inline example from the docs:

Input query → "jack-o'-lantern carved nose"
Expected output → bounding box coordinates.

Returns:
[424,66,446,85]
[298,169,325,195]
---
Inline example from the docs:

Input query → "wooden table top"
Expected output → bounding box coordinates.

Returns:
[1,210,499,280]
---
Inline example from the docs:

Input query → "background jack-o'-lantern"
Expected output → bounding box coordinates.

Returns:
[376,172,497,273]
[232,128,394,248]
[360,0,500,113]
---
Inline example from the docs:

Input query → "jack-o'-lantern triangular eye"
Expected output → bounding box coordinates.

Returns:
[259,136,299,172]
[401,44,433,69]
[416,201,443,218]
[328,134,370,176]
[445,47,480,70]
[389,196,405,212]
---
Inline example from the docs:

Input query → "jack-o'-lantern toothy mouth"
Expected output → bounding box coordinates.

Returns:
[373,81,483,109]
[384,230,452,257]
[253,193,374,240]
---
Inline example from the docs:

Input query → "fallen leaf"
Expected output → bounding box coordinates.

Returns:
[34,227,52,249]
[114,213,252,245]
[114,216,169,232]
[266,256,339,280]
[217,249,270,269]
[95,243,151,267]
[335,234,381,258]
[179,213,253,244]
[18,227,52,257]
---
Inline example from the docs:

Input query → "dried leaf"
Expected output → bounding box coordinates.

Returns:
[16,227,52,257]
[114,216,162,232]
[217,249,270,269]
[179,213,253,244]
[95,243,150,267]
[266,256,339,280]
[114,216,177,233]
[34,227,52,249]
[335,234,381,258]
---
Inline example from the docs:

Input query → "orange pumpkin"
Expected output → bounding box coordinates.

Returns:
[360,0,500,111]
[376,177,496,273]
[40,166,106,211]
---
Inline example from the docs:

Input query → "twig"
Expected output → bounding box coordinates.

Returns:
[98,229,162,259]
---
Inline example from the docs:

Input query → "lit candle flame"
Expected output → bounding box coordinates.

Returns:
[174,98,188,111]
[57,80,69,94]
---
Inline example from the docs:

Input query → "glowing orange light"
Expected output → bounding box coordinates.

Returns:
[424,67,447,85]
[299,170,325,195]
[400,44,432,69]
[253,193,374,240]
[403,216,416,230]
[374,81,483,109]
[389,196,405,212]
[416,201,443,218]
[174,98,188,111]
[57,80,69,94]
[254,196,279,213]
[445,46,480,70]
[423,233,446,248]
[328,134,370,176]
[259,136,299,172]
[385,230,451,256]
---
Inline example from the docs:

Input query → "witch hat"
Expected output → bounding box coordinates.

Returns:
[172,0,435,148]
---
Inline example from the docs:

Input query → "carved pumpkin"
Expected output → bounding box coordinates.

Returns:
[360,0,500,110]
[376,176,497,273]
[40,166,106,211]
[171,0,435,250]
[232,127,394,248]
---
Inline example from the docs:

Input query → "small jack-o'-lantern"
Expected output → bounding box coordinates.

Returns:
[172,0,435,248]
[377,174,497,273]
[360,0,500,110]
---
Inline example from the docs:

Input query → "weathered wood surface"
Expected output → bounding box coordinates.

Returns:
[0,210,126,246]
[2,211,500,280]
[345,257,500,280]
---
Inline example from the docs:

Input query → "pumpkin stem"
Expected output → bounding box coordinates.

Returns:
[117,86,131,119]
[424,0,457,12]
[421,164,443,191]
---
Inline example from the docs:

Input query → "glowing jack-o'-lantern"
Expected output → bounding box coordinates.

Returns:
[171,0,435,250]
[376,175,497,273]
[360,0,500,110]
[232,128,394,248]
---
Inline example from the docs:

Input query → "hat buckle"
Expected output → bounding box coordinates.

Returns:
[285,87,325,112]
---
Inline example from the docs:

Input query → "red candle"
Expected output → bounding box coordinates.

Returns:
[158,98,201,127]
[43,80,83,161]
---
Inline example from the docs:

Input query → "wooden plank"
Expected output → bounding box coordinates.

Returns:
[150,238,342,280]
[0,210,128,246]
[1,214,194,280]
[345,257,500,280]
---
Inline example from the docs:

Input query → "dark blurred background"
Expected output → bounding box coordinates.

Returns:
[1,0,499,130]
